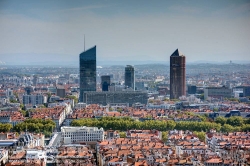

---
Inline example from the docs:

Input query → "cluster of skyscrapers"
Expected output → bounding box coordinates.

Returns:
[79,46,147,106]
[79,45,187,104]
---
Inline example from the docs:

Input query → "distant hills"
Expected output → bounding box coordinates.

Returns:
[0,53,249,66]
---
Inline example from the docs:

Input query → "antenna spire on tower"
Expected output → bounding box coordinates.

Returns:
[84,34,85,51]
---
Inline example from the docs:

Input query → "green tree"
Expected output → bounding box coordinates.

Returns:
[226,116,244,126]
[244,118,250,124]
[194,131,205,142]
[20,104,25,110]
[0,123,12,132]
[242,124,250,132]
[221,124,234,132]
[215,116,227,126]
[119,132,126,138]
[161,131,168,142]
[10,98,18,103]
[213,108,219,112]
[46,92,51,103]
[226,98,239,102]
[117,108,123,113]
[13,118,56,136]
[19,110,29,117]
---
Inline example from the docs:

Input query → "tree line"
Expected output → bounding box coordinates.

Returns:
[71,116,250,133]
[215,116,250,132]
[0,123,12,132]
[13,119,56,137]
[71,117,220,132]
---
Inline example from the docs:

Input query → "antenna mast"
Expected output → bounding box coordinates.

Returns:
[84,34,85,51]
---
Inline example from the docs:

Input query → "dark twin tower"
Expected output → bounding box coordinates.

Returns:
[170,49,186,99]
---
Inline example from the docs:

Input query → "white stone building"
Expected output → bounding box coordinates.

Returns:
[61,126,104,144]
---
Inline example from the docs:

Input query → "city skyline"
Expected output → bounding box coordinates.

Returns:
[0,0,250,65]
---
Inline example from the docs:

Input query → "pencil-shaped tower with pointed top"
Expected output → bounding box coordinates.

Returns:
[170,49,186,99]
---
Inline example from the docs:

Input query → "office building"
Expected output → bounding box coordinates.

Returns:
[22,94,45,106]
[125,65,135,90]
[6,89,13,97]
[170,49,186,99]
[24,86,34,95]
[79,46,96,102]
[234,86,250,97]
[204,86,232,100]
[135,82,146,91]
[56,86,66,98]
[61,126,104,144]
[83,91,148,106]
[188,85,197,94]
[33,75,38,86]
[101,75,111,91]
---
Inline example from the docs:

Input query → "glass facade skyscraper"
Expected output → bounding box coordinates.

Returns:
[125,65,135,90]
[79,46,96,102]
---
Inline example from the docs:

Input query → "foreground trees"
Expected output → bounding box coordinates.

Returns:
[13,119,56,137]
[72,116,249,133]
[71,117,221,132]
[71,117,176,131]
[0,123,12,132]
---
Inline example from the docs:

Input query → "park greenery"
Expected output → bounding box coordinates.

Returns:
[119,132,126,138]
[71,116,250,133]
[161,131,168,142]
[13,119,56,137]
[193,131,206,142]
[215,116,250,132]
[0,123,12,132]
[9,98,19,103]
[1,114,249,140]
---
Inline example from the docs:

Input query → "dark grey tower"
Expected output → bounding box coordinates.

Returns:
[79,46,96,102]
[170,49,186,99]
[125,65,135,90]
[101,75,111,91]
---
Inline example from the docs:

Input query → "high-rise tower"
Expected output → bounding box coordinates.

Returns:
[170,49,186,99]
[125,65,135,90]
[101,75,111,91]
[79,46,96,102]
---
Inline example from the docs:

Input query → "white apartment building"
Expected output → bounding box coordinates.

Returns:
[6,89,13,97]
[26,149,46,161]
[53,104,71,130]
[61,126,104,144]
[22,94,46,106]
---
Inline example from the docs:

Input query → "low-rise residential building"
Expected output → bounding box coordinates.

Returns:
[0,149,8,165]
[56,145,96,166]
[0,111,25,126]
[30,105,70,130]
[22,94,46,106]
[97,134,172,166]
[7,149,47,166]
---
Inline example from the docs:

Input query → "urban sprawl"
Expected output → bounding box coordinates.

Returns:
[0,47,250,165]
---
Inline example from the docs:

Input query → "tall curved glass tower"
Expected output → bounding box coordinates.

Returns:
[79,46,96,102]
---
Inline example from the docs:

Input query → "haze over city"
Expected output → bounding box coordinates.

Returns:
[0,0,250,65]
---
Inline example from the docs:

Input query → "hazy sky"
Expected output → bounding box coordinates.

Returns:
[0,0,250,65]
